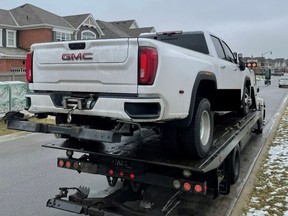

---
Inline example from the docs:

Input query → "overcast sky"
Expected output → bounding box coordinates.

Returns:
[1,0,287,59]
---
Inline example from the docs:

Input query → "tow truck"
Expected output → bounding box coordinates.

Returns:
[7,96,265,215]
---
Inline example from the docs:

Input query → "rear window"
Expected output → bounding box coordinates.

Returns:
[141,33,209,55]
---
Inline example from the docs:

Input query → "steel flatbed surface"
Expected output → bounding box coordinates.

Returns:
[43,111,261,173]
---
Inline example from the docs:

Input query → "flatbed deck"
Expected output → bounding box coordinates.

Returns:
[41,110,262,215]
[42,111,261,173]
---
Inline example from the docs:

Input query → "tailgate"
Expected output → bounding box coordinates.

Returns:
[31,38,139,94]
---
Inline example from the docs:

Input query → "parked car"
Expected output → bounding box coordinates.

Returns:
[273,72,284,76]
[279,77,288,88]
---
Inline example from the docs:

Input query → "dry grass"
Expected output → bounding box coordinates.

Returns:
[0,121,18,136]
[0,116,55,136]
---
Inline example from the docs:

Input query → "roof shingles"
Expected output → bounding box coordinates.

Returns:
[1,3,155,37]
[63,14,90,29]
[10,4,73,29]
[0,9,17,27]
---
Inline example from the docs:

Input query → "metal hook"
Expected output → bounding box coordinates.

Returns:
[67,105,77,123]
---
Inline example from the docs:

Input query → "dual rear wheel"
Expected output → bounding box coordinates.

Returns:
[164,97,213,159]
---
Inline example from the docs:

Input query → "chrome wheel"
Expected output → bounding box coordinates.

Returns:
[200,110,211,146]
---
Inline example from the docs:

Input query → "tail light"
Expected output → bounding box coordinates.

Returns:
[183,182,192,191]
[139,47,158,85]
[26,52,33,83]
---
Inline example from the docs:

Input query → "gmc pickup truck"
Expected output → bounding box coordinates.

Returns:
[24,30,257,158]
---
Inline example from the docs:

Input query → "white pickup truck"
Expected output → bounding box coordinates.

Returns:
[25,30,257,158]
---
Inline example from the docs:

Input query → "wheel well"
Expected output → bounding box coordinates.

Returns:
[196,80,217,110]
[198,80,241,111]
[196,80,216,103]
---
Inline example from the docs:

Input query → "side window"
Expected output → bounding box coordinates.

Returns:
[221,41,236,63]
[211,36,225,59]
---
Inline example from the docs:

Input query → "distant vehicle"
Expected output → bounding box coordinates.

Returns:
[272,72,284,76]
[279,77,288,88]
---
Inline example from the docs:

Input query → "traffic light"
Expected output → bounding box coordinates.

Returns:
[245,62,257,68]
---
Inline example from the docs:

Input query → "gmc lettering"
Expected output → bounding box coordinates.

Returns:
[62,53,93,61]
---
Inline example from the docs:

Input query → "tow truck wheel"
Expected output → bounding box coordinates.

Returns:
[256,103,265,134]
[180,98,213,159]
[231,145,240,184]
[256,119,264,134]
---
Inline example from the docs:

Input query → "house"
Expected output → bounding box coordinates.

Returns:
[97,19,156,38]
[63,14,104,40]
[0,4,155,73]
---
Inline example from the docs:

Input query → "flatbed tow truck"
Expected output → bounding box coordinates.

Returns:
[6,97,265,216]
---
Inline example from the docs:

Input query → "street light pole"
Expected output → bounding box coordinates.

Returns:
[261,51,272,67]
[261,51,272,58]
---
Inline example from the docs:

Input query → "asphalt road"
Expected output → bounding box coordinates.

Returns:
[0,76,287,216]
[0,133,108,216]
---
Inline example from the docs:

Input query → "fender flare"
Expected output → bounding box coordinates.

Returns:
[169,71,217,127]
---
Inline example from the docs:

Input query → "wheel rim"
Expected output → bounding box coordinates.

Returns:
[244,89,252,112]
[200,110,211,146]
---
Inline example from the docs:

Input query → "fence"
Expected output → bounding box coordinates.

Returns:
[0,71,26,82]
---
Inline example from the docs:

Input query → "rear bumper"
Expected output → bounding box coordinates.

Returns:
[26,93,165,122]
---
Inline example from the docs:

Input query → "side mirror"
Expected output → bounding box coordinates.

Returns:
[263,68,271,86]
[239,58,246,71]
[235,52,245,71]
[264,68,271,80]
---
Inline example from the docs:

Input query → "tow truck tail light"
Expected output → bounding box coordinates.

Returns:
[65,161,72,169]
[183,182,192,191]
[108,169,114,175]
[194,184,203,193]
[58,160,64,167]
[139,47,158,85]
[173,180,207,194]
[130,173,136,179]
[26,52,33,83]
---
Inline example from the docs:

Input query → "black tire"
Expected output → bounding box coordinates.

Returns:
[231,145,240,184]
[256,120,263,134]
[239,87,251,116]
[180,98,213,159]
[256,103,265,134]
